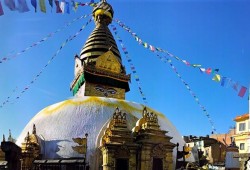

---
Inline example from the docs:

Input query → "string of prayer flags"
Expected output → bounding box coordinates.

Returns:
[0,0,97,15]
[0,14,90,64]
[219,77,247,97]
[0,87,18,108]
[111,24,148,104]
[0,18,93,108]
[114,18,248,98]
[157,54,217,133]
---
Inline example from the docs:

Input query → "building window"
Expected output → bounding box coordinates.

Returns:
[240,143,245,150]
[239,123,246,131]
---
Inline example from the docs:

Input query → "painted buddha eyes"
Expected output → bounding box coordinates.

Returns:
[95,86,117,96]
[106,88,117,94]
[95,86,105,93]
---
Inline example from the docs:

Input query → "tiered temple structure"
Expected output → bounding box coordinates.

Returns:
[70,0,130,99]
[2,0,186,169]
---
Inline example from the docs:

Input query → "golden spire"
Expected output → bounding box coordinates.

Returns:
[80,0,119,64]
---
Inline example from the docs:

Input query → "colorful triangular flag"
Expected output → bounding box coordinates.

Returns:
[0,1,4,16]
[39,0,46,13]
[60,0,65,13]
[238,86,247,97]
[31,0,37,12]
[17,0,30,13]
[65,1,70,14]
[55,0,62,13]
[4,0,16,11]
[212,74,221,82]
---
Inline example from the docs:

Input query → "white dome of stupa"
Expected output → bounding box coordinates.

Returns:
[16,96,185,167]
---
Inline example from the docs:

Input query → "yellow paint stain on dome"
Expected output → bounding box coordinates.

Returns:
[38,97,165,119]
[41,97,101,115]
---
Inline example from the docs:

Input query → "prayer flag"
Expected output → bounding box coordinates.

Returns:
[221,77,228,87]
[149,45,155,52]
[4,0,16,11]
[183,60,190,66]
[175,56,180,61]
[66,1,70,14]
[156,47,162,51]
[89,2,95,7]
[212,74,221,82]
[17,0,29,12]
[192,64,201,68]
[48,0,53,7]
[60,1,65,13]
[55,0,62,13]
[31,0,37,12]
[73,2,79,11]
[238,86,247,97]
[206,68,212,74]
[231,81,238,91]
[138,39,142,44]
[0,1,4,16]
[39,0,46,13]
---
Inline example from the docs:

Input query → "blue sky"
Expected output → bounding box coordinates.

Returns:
[0,0,249,139]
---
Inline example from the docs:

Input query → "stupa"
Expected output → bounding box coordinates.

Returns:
[16,1,186,169]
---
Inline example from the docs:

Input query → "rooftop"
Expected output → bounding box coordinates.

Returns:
[234,113,249,122]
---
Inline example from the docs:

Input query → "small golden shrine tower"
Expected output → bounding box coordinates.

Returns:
[99,108,138,169]
[70,0,130,99]
[20,124,40,169]
[133,108,176,170]
[99,107,176,170]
